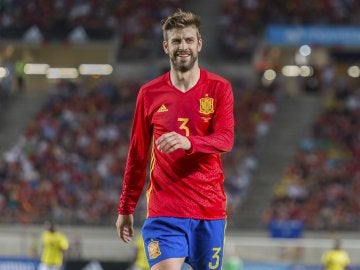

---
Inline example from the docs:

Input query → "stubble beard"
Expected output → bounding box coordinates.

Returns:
[170,52,198,73]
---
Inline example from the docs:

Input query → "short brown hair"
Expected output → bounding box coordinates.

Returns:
[161,10,201,40]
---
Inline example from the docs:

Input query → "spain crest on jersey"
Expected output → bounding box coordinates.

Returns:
[147,240,161,259]
[199,95,214,115]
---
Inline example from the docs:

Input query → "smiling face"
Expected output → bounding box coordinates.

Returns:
[163,25,202,73]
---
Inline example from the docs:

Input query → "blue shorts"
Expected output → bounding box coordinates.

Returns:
[142,217,226,269]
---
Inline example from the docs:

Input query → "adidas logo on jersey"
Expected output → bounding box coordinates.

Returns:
[157,104,168,112]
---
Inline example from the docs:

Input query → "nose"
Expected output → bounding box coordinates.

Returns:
[179,39,187,49]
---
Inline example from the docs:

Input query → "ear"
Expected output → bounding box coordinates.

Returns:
[163,40,169,54]
[198,38,203,53]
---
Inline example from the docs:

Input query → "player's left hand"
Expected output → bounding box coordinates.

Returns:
[155,131,191,153]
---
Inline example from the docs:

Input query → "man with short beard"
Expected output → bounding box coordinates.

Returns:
[116,10,235,270]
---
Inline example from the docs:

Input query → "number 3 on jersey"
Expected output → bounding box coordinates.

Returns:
[178,118,190,137]
[209,247,221,269]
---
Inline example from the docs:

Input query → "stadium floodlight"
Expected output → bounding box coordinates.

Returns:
[46,68,79,79]
[299,66,313,77]
[0,67,9,78]
[24,63,49,75]
[78,64,113,75]
[281,65,300,77]
[263,69,276,81]
[299,45,311,57]
[348,66,360,78]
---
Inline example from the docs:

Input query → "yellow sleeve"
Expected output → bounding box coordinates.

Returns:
[342,251,350,265]
[59,233,69,251]
[321,251,330,265]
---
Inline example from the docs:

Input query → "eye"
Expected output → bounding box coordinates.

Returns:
[171,38,181,44]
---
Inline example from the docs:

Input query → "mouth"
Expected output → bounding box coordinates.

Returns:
[176,51,191,60]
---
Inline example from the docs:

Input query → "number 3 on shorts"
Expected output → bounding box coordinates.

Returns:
[208,247,221,269]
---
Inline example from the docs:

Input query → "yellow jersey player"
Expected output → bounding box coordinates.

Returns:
[128,234,150,270]
[38,221,69,270]
[321,239,351,270]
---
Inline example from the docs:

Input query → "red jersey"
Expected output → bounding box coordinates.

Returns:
[118,69,234,219]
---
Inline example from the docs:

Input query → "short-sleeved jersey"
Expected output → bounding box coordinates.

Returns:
[321,249,351,270]
[118,69,234,219]
[40,231,69,266]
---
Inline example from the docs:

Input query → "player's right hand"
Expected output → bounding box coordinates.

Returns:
[116,214,134,243]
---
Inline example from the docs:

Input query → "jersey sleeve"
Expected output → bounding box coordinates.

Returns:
[118,89,152,214]
[321,251,329,265]
[187,82,234,154]
[60,233,69,251]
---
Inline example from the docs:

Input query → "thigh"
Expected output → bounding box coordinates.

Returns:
[187,219,226,270]
[142,217,189,269]
[151,258,185,270]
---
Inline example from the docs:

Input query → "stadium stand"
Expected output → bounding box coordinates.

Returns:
[0,79,139,225]
[264,73,360,230]
[0,0,186,59]
[218,0,360,59]
[225,81,278,224]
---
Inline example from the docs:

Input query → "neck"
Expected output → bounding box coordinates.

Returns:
[170,66,200,92]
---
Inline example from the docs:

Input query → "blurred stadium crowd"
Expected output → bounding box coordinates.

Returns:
[219,0,360,58]
[264,75,360,230]
[0,0,360,231]
[0,0,185,59]
[2,0,359,58]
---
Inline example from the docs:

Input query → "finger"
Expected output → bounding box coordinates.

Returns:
[121,227,132,243]
[128,226,134,238]
[156,132,176,145]
[155,134,168,145]
[162,140,181,153]
[158,137,178,153]
[117,224,129,243]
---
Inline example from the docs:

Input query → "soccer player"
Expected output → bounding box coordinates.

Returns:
[321,239,351,270]
[116,10,235,270]
[38,220,69,270]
